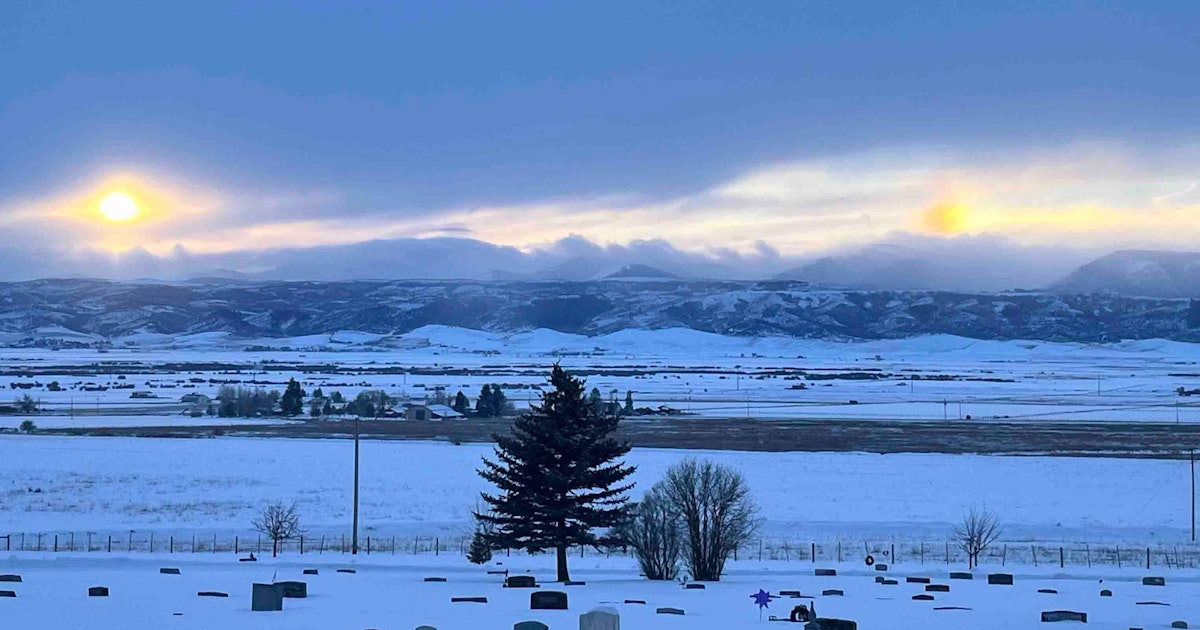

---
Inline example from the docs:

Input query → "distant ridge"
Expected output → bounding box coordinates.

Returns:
[0,278,1197,344]
[1051,250,1200,298]
[600,264,679,280]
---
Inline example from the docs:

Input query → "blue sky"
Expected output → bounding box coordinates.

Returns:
[1,0,1199,281]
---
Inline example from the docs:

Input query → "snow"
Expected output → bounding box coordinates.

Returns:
[0,551,1197,629]
[1,436,1195,544]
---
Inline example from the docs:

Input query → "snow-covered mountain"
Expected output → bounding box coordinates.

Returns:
[1051,250,1200,298]
[0,278,1197,345]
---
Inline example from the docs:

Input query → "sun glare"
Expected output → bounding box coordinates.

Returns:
[99,192,139,222]
[921,202,971,235]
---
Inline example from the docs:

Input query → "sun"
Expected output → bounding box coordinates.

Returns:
[99,192,140,222]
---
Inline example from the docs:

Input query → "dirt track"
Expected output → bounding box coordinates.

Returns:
[41,416,1200,459]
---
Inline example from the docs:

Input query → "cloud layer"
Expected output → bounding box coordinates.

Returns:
[1,142,1198,289]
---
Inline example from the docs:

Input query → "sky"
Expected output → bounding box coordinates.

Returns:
[1,0,1199,286]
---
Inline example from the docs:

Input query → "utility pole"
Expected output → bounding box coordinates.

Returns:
[1192,448,1196,543]
[352,414,360,554]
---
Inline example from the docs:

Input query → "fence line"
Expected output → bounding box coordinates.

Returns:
[2,532,1197,569]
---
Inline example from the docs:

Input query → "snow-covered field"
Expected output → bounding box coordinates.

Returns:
[1,550,1197,629]
[1,435,1195,545]
[3,328,1200,629]
[6,326,1200,427]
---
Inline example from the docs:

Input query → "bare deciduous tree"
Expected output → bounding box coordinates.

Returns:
[252,501,304,557]
[613,485,684,580]
[952,506,1002,569]
[659,458,759,581]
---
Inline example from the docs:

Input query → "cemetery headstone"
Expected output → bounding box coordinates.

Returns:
[803,618,857,630]
[514,622,548,630]
[0,575,21,583]
[987,573,1014,585]
[1038,589,1058,594]
[416,626,439,630]
[275,581,307,598]
[506,575,538,588]
[684,583,705,590]
[160,568,181,575]
[949,572,973,580]
[875,576,886,584]
[303,569,319,575]
[1171,622,1188,629]
[926,584,950,593]
[656,607,685,615]
[336,568,356,574]
[451,596,488,603]
[780,590,803,598]
[251,583,283,612]
[0,591,14,598]
[822,590,844,597]
[1099,590,1112,597]
[624,600,645,605]
[198,591,229,598]
[1143,577,1166,586]
[580,607,620,630]
[815,569,837,577]
[88,586,109,597]
[1039,610,1087,623]
[531,590,568,610]
[906,577,930,584]
[881,579,898,586]
[874,564,889,571]
[912,594,934,601]
[565,580,586,586]
[424,577,447,583]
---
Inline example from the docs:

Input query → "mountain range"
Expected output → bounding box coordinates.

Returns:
[1,277,1198,345]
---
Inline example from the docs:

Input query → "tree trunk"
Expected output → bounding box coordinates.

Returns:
[556,545,570,583]
[273,538,278,558]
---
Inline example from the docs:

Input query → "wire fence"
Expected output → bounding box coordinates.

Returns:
[3,532,1199,569]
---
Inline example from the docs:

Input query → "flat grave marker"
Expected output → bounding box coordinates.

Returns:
[1040,610,1087,623]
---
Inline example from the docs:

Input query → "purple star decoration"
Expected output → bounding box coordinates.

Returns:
[751,589,772,609]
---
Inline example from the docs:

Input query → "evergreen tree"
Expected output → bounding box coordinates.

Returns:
[475,384,493,416]
[476,384,507,417]
[467,529,493,564]
[588,387,603,413]
[453,390,471,415]
[281,378,306,416]
[490,384,509,416]
[624,390,634,414]
[476,365,635,582]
